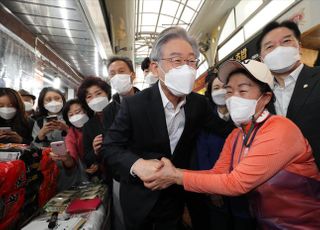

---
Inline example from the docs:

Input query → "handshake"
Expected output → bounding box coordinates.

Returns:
[131,157,183,190]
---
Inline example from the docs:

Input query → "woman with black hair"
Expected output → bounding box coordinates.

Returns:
[199,72,229,170]
[77,76,111,181]
[32,87,68,147]
[61,99,92,172]
[0,87,33,144]
[46,99,92,191]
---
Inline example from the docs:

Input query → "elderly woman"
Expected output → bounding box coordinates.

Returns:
[77,76,111,181]
[144,59,320,230]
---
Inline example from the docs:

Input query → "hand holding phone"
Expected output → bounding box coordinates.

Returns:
[51,120,69,132]
[0,127,11,132]
[50,141,67,155]
[0,127,23,143]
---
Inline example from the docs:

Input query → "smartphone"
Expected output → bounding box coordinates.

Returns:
[0,127,11,131]
[50,141,67,155]
[46,115,58,122]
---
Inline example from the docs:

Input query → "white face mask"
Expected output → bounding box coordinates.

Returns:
[0,107,17,120]
[44,100,63,114]
[226,96,258,126]
[160,64,196,97]
[88,96,109,112]
[263,46,300,73]
[69,113,89,128]
[24,101,34,112]
[211,89,227,105]
[145,73,158,85]
[110,74,132,95]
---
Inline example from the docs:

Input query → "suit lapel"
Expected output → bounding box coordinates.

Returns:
[146,84,171,153]
[287,66,320,119]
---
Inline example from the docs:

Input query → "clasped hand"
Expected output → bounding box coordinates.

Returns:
[132,157,183,191]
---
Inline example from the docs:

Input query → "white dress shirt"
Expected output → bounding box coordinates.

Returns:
[273,64,303,116]
[158,82,186,154]
[130,83,186,176]
[217,110,230,121]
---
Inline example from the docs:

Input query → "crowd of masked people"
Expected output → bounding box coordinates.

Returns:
[0,20,319,230]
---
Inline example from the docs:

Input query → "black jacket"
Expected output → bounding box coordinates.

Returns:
[102,87,140,132]
[82,114,111,182]
[103,84,232,229]
[269,65,320,168]
[83,88,141,179]
[102,88,140,181]
[82,115,104,168]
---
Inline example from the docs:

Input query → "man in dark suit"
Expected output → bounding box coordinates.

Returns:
[258,20,320,168]
[103,27,230,230]
[103,56,139,230]
[103,56,140,132]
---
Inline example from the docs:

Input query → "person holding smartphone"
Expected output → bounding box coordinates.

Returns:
[61,99,92,173]
[0,88,33,144]
[49,140,74,168]
[48,99,93,191]
[32,87,68,147]
[49,140,82,191]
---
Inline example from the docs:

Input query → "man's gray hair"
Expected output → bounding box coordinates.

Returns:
[150,27,200,62]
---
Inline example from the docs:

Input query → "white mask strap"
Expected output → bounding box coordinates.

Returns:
[252,94,265,120]
[157,62,166,83]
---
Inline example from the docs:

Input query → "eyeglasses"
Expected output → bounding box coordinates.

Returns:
[161,56,199,67]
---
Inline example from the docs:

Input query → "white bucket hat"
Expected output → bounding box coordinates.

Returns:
[218,59,274,89]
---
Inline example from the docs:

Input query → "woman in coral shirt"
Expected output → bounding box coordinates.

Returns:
[144,59,320,230]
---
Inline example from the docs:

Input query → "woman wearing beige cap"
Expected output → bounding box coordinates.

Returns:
[143,59,320,229]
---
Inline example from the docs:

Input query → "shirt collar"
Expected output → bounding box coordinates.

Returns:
[158,81,186,110]
[274,63,304,88]
[288,63,304,83]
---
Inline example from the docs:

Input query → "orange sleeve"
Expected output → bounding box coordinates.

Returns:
[183,117,308,196]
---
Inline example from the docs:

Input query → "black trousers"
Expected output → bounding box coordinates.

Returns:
[134,189,185,230]
[186,192,256,230]
[139,217,183,230]
[185,192,211,230]
[208,196,256,230]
